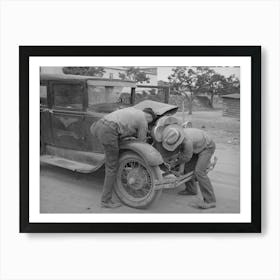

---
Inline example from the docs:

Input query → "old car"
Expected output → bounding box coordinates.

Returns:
[40,72,213,208]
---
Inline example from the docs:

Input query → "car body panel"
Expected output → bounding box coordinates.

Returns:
[120,140,164,166]
[134,100,178,117]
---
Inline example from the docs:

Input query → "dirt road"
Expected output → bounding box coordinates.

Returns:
[40,143,240,214]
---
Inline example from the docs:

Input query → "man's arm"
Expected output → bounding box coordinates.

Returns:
[180,138,193,163]
[136,118,148,142]
[176,138,193,175]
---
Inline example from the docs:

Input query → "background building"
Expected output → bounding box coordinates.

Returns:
[102,67,158,86]
[222,93,240,119]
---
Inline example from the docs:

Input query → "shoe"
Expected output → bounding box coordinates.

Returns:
[178,189,197,196]
[101,200,122,208]
[189,201,216,209]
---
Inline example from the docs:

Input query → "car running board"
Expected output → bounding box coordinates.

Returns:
[40,155,99,173]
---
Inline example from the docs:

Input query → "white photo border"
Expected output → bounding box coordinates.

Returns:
[29,55,251,223]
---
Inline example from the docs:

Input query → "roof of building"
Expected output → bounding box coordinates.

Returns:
[222,93,240,99]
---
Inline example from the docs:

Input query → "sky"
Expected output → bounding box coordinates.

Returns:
[157,66,240,81]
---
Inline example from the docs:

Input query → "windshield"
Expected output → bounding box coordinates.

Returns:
[134,87,166,104]
[88,85,132,113]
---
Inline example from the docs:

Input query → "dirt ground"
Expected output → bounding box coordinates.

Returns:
[40,110,240,213]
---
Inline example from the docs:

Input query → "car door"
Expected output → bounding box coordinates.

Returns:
[49,80,87,150]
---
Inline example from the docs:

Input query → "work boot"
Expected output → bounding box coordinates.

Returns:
[178,189,197,196]
[101,200,122,209]
[189,201,216,209]
[178,181,198,196]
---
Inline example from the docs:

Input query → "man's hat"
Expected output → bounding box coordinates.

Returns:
[152,116,179,142]
[162,124,184,151]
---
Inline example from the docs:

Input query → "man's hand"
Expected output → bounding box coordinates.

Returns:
[169,159,179,168]
[178,154,190,164]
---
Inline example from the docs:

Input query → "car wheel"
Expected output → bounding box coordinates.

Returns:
[114,152,162,209]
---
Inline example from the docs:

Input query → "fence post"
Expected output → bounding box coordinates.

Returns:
[165,87,170,104]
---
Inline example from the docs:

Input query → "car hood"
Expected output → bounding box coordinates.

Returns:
[134,100,178,117]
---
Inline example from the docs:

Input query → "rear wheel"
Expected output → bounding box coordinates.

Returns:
[114,152,162,209]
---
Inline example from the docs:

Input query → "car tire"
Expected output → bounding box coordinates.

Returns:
[114,152,162,209]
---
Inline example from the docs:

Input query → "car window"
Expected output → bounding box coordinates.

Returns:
[40,85,48,106]
[53,83,83,110]
[134,88,166,104]
[88,85,130,113]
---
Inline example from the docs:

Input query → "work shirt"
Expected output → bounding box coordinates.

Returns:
[104,107,148,141]
[180,128,213,163]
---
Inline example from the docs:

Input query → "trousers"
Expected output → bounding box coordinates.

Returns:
[91,119,120,203]
[185,140,216,203]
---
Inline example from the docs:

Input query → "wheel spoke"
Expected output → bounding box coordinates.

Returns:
[117,157,154,201]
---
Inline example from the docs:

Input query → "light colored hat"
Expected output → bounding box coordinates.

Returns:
[162,124,184,151]
[152,116,179,142]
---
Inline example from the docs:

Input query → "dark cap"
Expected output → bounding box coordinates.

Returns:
[143,107,157,121]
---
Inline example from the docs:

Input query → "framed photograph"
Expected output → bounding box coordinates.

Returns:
[20,46,261,233]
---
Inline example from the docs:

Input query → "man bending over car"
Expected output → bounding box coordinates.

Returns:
[90,107,157,209]
[161,124,217,209]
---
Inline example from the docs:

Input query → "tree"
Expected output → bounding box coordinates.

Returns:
[208,74,226,107]
[119,67,150,84]
[63,67,105,77]
[223,74,240,94]
[189,67,240,108]
[196,67,226,108]
[169,67,240,113]
[168,67,201,115]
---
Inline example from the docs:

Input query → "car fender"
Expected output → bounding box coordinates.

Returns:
[120,140,164,166]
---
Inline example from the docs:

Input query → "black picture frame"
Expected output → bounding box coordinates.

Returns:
[20,46,261,233]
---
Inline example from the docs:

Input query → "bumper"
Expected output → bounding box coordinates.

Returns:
[154,171,194,190]
[154,155,218,190]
